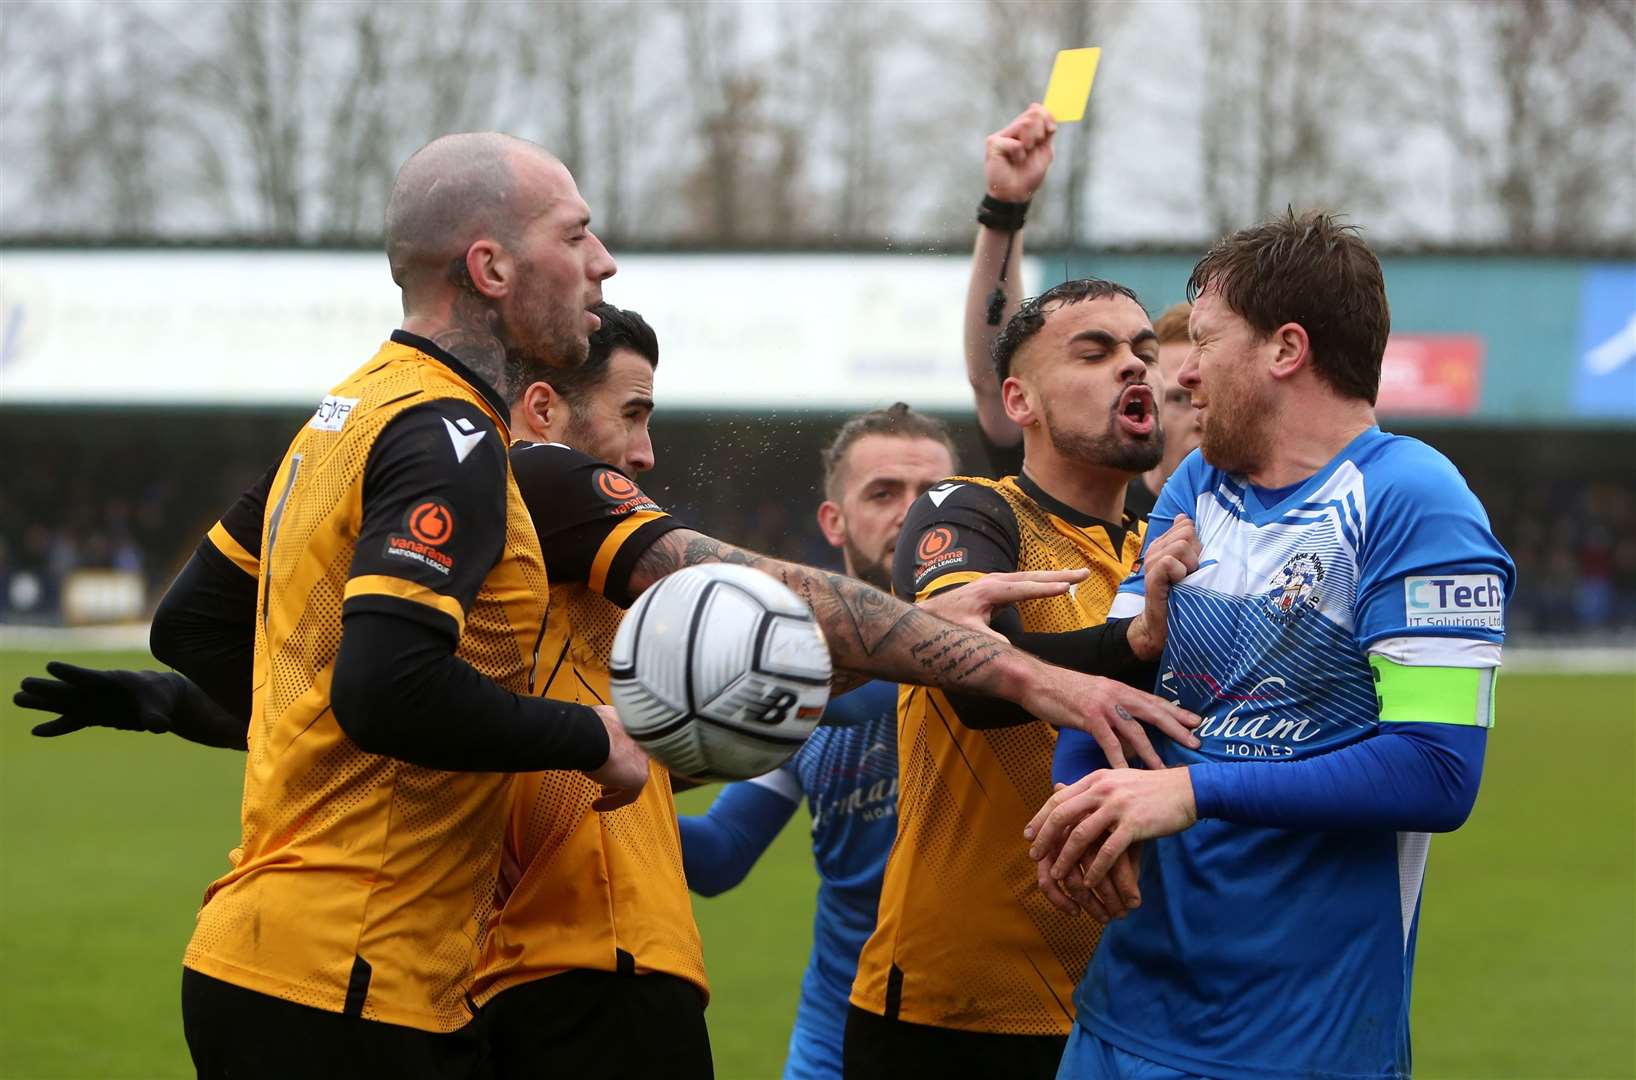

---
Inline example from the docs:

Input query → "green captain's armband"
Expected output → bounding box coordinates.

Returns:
[1370,656,1497,729]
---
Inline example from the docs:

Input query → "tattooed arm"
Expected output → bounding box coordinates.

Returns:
[628,530,1201,769]
[631,531,1006,689]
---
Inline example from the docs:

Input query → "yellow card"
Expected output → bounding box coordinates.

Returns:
[1042,47,1101,123]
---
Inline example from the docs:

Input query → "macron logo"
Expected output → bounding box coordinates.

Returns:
[927,483,963,507]
[443,416,486,463]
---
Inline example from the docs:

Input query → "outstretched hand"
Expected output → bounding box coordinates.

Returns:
[919,568,1089,640]
[1018,661,1200,771]
[13,661,179,738]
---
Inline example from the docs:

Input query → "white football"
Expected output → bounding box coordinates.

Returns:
[609,563,832,780]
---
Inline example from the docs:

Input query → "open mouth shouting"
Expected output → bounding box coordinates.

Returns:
[1116,384,1156,437]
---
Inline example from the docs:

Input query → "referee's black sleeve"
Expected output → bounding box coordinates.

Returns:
[976,426,1025,481]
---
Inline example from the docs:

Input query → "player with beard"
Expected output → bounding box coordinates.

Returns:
[678,405,967,1080]
[18,300,1202,1079]
[964,105,1202,514]
[156,133,641,1078]
[1031,212,1513,1080]
[845,279,1203,1079]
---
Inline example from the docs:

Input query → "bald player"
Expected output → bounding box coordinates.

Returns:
[149,134,639,1078]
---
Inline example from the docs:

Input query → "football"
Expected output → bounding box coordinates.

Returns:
[609,563,833,780]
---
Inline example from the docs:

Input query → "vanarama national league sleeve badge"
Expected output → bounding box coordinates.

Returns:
[912,525,968,586]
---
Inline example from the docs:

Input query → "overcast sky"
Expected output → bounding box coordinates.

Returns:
[1,0,1631,250]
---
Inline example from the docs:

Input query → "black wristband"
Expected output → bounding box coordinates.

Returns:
[977,194,1030,232]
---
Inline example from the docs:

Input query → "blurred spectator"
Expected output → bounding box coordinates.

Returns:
[2,408,1632,643]
[1466,475,1636,640]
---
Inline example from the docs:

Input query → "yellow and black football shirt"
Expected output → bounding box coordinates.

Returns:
[473,443,707,1007]
[851,471,1145,1036]
[184,331,550,1034]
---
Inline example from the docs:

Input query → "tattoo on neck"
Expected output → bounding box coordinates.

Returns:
[432,264,511,398]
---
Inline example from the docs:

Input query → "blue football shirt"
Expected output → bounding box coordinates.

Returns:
[777,678,899,1080]
[1074,428,1514,1080]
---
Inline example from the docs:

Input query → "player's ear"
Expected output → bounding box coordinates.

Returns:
[1001,374,1039,428]
[515,381,566,442]
[464,238,510,299]
[816,500,847,549]
[1267,321,1311,382]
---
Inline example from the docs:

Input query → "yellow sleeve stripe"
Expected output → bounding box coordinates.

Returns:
[589,511,665,596]
[343,575,467,637]
[207,521,259,578]
[915,570,986,602]
[1370,657,1497,729]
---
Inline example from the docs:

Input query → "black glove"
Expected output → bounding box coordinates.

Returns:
[14,661,184,737]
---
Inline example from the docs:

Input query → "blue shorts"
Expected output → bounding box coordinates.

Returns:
[1057,1024,1210,1080]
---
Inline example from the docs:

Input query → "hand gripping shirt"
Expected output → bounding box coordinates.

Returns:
[1075,429,1514,1080]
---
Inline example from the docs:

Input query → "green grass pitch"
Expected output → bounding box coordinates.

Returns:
[2,653,1631,1079]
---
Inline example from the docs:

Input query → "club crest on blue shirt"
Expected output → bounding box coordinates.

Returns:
[1265,552,1325,622]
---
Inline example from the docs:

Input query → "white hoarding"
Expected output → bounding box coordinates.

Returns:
[1,250,1028,410]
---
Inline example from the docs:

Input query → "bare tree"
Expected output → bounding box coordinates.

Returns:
[315,2,398,239]
[1198,0,1398,236]
[1385,0,1635,248]
[666,0,816,242]
[0,1,190,236]
[2,0,1628,250]
[1484,0,1635,248]
[215,0,308,235]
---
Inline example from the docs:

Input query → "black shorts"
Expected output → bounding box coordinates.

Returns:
[479,967,712,1079]
[843,1004,1066,1080]
[181,967,486,1080]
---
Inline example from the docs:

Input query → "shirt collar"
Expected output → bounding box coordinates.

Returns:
[390,329,510,424]
[1015,468,1131,553]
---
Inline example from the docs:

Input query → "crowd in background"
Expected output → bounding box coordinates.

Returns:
[1482,477,1636,638]
[2,409,1632,644]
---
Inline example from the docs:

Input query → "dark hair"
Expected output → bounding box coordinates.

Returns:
[992,278,1147,382]
[537,303,659,403]
[820,403,960,499]
[1186,209,1389,403]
